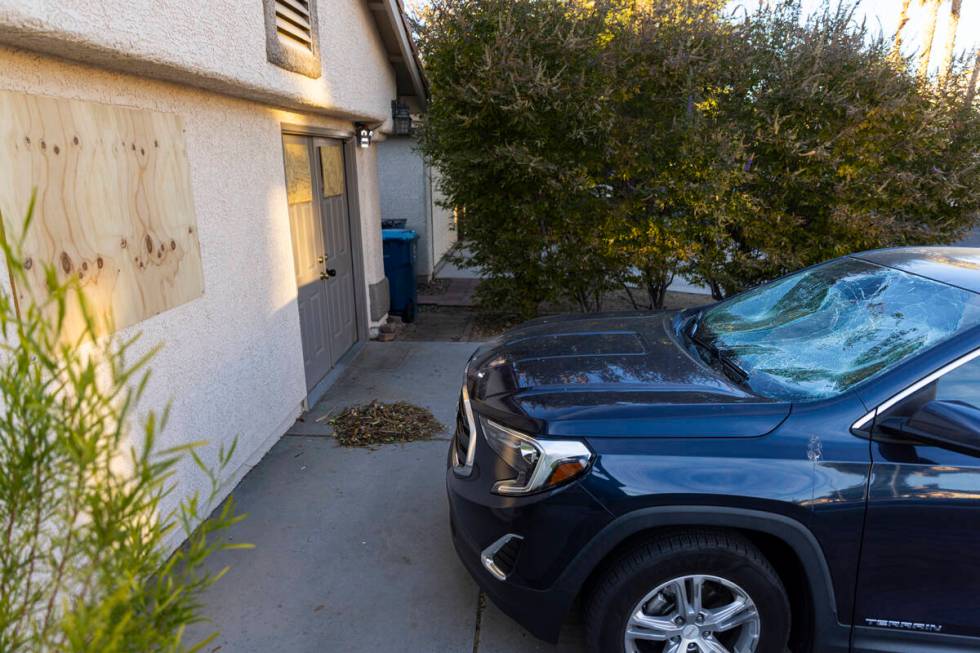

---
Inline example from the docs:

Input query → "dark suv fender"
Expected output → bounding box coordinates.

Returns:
[552,505,851,653]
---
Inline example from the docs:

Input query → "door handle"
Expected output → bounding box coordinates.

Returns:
[320,269,337,280]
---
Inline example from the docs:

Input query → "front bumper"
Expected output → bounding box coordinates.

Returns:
[449,503,569,642]
[446,456,612,643]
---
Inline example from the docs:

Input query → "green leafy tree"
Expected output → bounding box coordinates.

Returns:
[685,2,980,296]
[0,199,246,653]
[421,0,980,310]
[605,0,752,307]
[418,0,619,318]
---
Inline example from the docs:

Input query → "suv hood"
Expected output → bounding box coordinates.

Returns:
[467,312,790,438]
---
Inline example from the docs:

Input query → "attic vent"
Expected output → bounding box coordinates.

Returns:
[263,0,321,78]
[275,0,313,50]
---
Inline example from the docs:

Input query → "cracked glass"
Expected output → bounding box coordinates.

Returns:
[700,258,980,401]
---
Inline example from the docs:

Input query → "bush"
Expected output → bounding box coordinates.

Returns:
[0,200,246,653]
[684,2,980,296]
[604,0,750,306]
[418,0,619,318]
[420,0,980,310]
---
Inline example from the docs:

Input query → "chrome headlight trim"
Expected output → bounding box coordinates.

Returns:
[481,417,593,496]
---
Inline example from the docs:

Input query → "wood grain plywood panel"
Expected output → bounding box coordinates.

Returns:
[0,90,204,339]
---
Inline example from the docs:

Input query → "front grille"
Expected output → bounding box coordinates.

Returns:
[452,384,479,475]
[454,394,470,464]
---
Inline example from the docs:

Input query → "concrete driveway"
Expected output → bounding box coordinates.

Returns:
[188,341,586,653]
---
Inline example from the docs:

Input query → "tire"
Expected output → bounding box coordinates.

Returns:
[585,529,790,653]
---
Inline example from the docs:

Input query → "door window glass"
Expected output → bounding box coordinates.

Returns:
[319,146,344,198]
[935,357,980,409]
[284,141,312,205]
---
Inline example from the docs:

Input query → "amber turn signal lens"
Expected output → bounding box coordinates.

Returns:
[545,459,589,487]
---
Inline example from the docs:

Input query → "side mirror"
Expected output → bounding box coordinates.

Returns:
[894,400,980,457]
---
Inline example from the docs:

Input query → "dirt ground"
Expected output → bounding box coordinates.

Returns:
[391,289,714,342]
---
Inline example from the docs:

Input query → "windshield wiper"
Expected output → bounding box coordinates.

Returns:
[685,312,750,385]
[717,351,749,384]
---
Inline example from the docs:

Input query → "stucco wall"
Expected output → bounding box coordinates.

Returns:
[428,165,458,273]
[355,143,387,298]
[0,46,387,545]
[378,137,457,279]
[377,137,430,274]
[0,0,397,127]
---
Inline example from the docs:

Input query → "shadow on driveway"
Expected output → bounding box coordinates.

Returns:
[187,341,585,653]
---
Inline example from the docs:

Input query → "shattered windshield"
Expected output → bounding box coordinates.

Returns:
[698,258,980,401]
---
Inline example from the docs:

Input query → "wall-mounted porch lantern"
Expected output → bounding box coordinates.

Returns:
[355,122,374,148]
[391,101,412,136]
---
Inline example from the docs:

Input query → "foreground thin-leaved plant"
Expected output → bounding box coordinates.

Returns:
[0,196,248,652]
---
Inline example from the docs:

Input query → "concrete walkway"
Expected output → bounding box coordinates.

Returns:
[434,246,484,280]
[419,278,480,307]
[188,341,585,653]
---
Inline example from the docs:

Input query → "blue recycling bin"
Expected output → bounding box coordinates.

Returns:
[382,228,419,323]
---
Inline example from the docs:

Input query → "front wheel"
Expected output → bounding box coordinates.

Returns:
[585,530,790,653]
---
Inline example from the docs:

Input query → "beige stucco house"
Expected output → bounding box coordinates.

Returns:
[0,0,426,547]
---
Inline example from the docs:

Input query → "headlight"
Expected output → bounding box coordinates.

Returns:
[479,416,593,495]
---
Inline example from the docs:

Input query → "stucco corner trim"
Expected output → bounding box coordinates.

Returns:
[263,0,323,79]
[369,278,390,321]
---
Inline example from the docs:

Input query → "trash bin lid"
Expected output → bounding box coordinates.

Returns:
[382,228,419,241]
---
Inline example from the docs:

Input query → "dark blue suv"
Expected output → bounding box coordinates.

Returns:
[447,247,980,653]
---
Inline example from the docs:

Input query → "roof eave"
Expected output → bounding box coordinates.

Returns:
[367,0,428,110]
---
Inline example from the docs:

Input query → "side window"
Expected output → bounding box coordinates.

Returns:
[875,353,980,436]
[934,357,980,409]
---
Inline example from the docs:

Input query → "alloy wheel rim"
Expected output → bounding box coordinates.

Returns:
[623,574,761,653]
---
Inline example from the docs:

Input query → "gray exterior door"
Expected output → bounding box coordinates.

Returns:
[314,138,358,367]
[282,134,359,392]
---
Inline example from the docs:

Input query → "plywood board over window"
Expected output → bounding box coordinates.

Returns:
[0,90,204,340]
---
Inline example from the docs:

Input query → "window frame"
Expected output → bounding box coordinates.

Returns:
[852,346,980,432]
